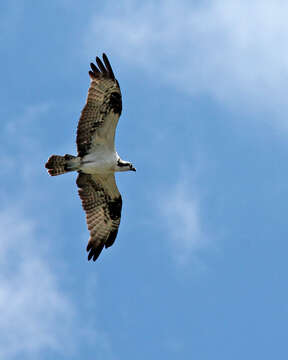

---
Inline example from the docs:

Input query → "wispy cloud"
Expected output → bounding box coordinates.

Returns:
[0,103,114,359]
[0,208,76,359]
[159,178,206,265]
[87,0,288,116]
[0,206,116,360]
[1,102,51,179]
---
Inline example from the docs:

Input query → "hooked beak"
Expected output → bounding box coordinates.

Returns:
[131,167,136,172]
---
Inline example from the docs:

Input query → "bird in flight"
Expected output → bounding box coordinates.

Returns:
[45,54,135,262]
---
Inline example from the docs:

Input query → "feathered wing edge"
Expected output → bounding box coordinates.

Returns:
[88,53,121,105]
[76,53,122,158]
[76,172,122,261]
[88,53,117,82]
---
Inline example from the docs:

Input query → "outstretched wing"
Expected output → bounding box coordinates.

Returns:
[76,53,122,157]
[76,172,122,261]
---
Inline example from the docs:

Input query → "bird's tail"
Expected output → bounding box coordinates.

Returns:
[45,154,80,176]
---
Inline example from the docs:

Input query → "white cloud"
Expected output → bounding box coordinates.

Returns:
[0,208,116,359]
[0,102,115,359]
[87,0,288,115]
[1,102,51,180]
[0,208,75,359]
[160,179,206,265]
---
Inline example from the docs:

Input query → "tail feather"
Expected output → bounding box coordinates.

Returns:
[45,154,79,176]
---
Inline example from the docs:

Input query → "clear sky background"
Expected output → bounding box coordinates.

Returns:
[1,0,288,359]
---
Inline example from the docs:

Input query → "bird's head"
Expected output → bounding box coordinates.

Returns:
[129,163,136,172]
[117,159,136,172]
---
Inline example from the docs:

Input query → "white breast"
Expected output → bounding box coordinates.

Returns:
[80,145,118,174]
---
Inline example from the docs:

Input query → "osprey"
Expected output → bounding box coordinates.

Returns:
[45,54,135,262]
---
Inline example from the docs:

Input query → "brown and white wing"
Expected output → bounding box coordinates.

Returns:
[76,172,122,261]
[76,54,122,157]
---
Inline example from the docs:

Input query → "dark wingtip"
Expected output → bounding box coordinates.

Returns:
[88,70,95,79]
[105,229,118,248]
[90,62,99,74]
[102,53,115,80]
[89,53,116,81]
[86,242,104,262]
[96,56,107,74]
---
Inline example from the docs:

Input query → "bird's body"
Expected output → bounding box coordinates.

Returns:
[45,54,135,261]
[81,148,118,174]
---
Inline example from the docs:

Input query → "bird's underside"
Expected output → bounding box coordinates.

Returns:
[45,53,133,262]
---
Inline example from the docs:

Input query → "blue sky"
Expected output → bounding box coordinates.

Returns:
[1,0,288,359]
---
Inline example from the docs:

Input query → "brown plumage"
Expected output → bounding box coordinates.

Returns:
[76,173,122,261]
[77,55,122,157]
[45,154,76,176]
[45,54,132,262]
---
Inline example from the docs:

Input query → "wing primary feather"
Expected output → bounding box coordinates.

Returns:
[96,56,107,74]
[102,53,115,80]
[88,70,96,79]
[86,243,105,262]
[90,62,100,75]
[105,229,118,248]
[88,250,94,261]
[93,244,105,261]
